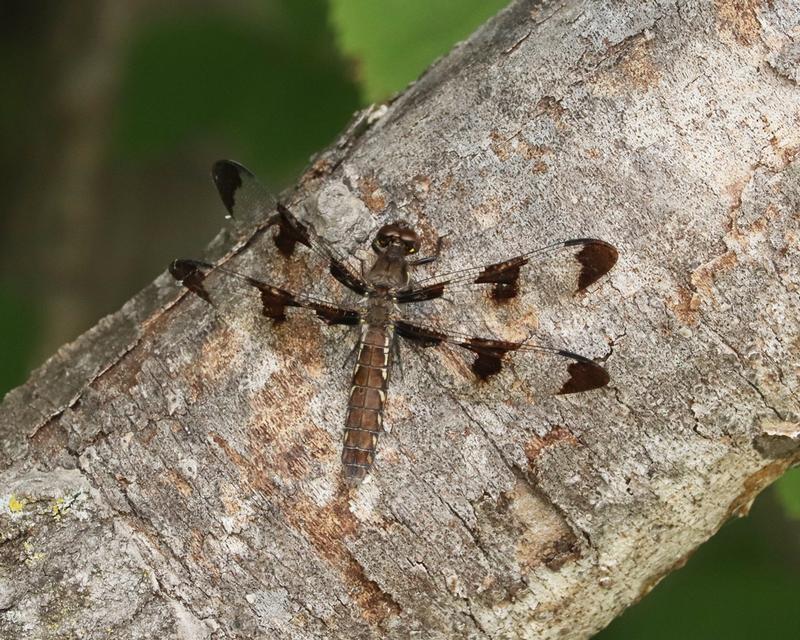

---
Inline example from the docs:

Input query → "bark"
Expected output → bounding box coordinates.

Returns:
[2,0,799,638]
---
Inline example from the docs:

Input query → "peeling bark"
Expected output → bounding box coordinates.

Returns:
[2,1,799,638]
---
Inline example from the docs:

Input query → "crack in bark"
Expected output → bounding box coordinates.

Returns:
[62,439,224,635]
[503,29,533,55]
[439,494,485,557]
[702,324,786,421]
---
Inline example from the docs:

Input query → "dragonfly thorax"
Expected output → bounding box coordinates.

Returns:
[367,250,411,291]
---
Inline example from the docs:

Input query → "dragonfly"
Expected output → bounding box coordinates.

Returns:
[170,160,618,483]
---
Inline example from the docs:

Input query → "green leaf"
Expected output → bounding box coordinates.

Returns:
[329,0,509,103]
[775,467,800,520]
[113,1,359,185]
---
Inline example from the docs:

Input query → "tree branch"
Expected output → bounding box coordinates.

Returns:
[2,1,799,638]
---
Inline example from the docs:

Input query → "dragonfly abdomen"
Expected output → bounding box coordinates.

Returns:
[342,325,392,483]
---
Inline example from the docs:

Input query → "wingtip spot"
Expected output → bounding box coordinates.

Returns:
[558,355,610,394]
[211,160,251,215]
[576,240,618,291]
[169,259,193,280]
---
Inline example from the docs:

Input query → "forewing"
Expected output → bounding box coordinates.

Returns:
[396,238,618,304]
[170,258,361,327]
[212,159,370,295]
[394,318,609,398]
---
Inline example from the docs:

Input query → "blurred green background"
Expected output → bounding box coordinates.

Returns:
[1,2,797,636]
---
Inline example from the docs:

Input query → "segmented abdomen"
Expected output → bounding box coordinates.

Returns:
[342,325,392,482]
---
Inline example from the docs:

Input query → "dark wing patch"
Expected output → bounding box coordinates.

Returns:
[396,321,519,379]
[211,160,371,295]
[395,282,448,303]
[274,203,369,295]
[474,258,528,302]
[398,238,618,304]
[395,319,609,394]
[274,203,312,258]
[170,259,212,304]
[311,304,362,326]
[395,321,446,347]
[462,337,521,379]
[565,239,619,291]
[329,260,369,296]
[170,259,360,326]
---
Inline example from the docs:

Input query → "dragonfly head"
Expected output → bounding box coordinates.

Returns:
[372,223,420,256]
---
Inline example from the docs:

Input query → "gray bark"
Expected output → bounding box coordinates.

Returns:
[2,0,799,638]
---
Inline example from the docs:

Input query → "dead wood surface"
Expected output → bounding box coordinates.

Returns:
[1,1,799,638]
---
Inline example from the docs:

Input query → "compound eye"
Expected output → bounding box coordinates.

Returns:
[406,244,417,254]
[376,236,389,247]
